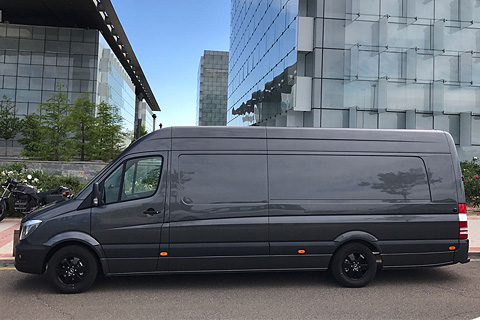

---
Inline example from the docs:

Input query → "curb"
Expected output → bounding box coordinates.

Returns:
[470,252,480,259]
[0,258,14,268]
[1,253,480,269]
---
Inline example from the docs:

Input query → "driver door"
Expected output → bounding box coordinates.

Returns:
[91,154,167,274]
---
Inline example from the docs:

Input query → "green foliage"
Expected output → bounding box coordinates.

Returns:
[0,95,21,156]
[0,163,85,194]
[0,163,85,217]
[461,157,480,207]
[96,101,125,161]
[134,124,149,141]
[17,87,127,161]
[39,84,76,161]
[68,93,97,161]
[18,113,43,158]
[19,84,76,160]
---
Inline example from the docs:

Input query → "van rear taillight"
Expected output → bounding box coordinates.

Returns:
[459,204,468,239]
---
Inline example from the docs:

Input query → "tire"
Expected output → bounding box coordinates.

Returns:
[0,200,7,222]
[330,243,377,288]
[47,245,98,294]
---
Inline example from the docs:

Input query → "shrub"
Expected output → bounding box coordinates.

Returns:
[461,157,480,207]
[0,163,86,217]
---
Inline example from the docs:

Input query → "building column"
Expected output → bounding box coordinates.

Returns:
[135,92,144,139]
[406,109,416,129]
[152,114,157,132]
[275,115,287,127]
[286,110,304,127]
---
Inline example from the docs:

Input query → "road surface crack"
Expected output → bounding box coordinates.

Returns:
[35,294,75,319]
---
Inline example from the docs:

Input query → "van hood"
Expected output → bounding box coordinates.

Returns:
[22,199,80,223]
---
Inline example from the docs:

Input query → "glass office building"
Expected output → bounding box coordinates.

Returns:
[228,0,299,126]
[228,0,480,159]
[0,23,137,152]
[197,50,229,126]
[97,36,137,133]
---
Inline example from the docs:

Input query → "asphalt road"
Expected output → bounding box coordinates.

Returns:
[1,261,480,320]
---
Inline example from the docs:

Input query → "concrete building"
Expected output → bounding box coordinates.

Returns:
[0,0,159,155]
[228,0,480,160]
[197,50,229,126]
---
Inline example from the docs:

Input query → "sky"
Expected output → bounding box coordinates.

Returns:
[112,1,231,128]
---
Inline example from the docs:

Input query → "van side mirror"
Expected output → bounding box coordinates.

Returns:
[92,182,102,207]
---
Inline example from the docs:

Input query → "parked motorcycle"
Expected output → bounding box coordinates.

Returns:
[0,172,72,222]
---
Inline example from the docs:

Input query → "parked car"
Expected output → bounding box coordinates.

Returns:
[15,127,470,293]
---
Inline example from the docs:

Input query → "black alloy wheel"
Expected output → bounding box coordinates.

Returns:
[331,243,377,288]
[47,245,98,294]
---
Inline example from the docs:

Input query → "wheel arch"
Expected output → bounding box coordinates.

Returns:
[331,231,382,267]
[43,232,108,275]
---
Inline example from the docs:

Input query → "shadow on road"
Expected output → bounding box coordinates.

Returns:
[10,266,463,294]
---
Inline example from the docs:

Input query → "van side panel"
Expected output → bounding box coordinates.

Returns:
[168,151,270,272]
[266,133,459,269]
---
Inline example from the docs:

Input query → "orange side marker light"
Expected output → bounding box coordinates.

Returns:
[298,249,306,254]
[160,252,168,256]
[449,246,456,251]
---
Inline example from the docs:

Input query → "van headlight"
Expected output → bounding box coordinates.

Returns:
[19,220,42,240]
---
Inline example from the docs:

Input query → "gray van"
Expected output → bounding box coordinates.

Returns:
[15,127,470,293]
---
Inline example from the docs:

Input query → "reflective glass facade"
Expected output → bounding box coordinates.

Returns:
[97,36,136,132]
[0,24,99,118]
[229,0,480,159]
[197,50,229,126]
[0,23,137,152]
[139,101,154,133]
[228,0,299,126]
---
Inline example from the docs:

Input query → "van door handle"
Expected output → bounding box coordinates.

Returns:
[143,208,161,215]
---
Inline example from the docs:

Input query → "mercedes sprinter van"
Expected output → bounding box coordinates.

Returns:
[15,127,470,293]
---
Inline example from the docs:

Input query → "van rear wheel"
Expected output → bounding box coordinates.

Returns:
[331,243,376,288]
[47,245,97,294]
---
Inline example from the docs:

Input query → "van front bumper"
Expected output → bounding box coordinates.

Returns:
[15,241,47,275]
[454,239,470,264]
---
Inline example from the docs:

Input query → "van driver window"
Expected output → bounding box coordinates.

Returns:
[102,157,163,204]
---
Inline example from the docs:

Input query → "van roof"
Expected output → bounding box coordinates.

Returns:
[129,127,452,154]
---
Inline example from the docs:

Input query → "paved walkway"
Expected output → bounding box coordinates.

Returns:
[1,216,479,260]
[469,215,480,252]
[0,219,20,258]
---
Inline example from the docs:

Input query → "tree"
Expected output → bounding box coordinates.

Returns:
[139,124,148,138]
[18,84,76,161]
[18,113,43,158]
[96,101,125,161]
[68,93,97,161]
[0,95,21,157]
[38,84,76,161]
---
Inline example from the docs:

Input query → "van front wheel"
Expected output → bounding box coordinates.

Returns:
[47,245,98,294]
[331,243,377,288]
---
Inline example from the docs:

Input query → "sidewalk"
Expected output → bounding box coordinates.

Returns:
[0,219,20,259]
[0,216,479,267]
